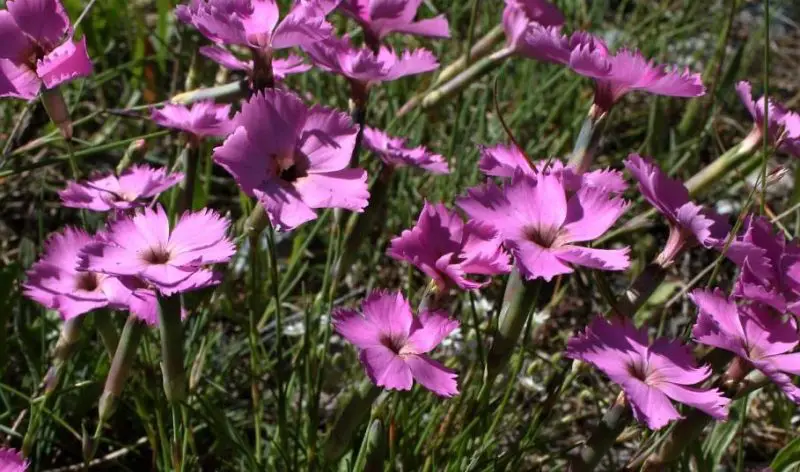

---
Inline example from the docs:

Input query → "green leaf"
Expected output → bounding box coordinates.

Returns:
[771,436,800,471]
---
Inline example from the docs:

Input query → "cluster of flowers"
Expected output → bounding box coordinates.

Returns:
[6,0,800,467]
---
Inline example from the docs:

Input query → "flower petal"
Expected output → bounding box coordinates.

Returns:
[35,36,93,89]
[359,346,413,391]
[405,354,459,397]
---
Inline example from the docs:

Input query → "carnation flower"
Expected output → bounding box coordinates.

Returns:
[478,144,626,193]
[0,448,27,472]
[691,289,800,403]
[213,89,369,230]
[333,291,459,397]
[457,173,630,281]
[625,153,730,266]
[362,127,449,174]
[387,202,510,291]
[566,316,730,430]
[176,0,334,50]
[338,0,450,45]
[736,81,800,158]
[304,35,438,86]
[199,45,310,78]
[59,165,184,212]
[0,0,92,100]
[150,101,234,138]
[23,227,157,323]
[519,28,704,113]
[502,0,565,53]
[79,206,235,296]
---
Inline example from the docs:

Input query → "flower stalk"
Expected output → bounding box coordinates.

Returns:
[180,141,200,214]
[323,381,383,461]
[44,317,84,394]
[157,294,187,404]
[93,312,120,359]
[170,80,249,106]
[569,393,632,472]
[567,106,607,174]
[41,86,73,140]
[97,315,146,425]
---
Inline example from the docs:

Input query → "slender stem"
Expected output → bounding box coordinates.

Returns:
[349,82,369,167]
[421,48,514,111]
[180,141,199,214]
[567,108,606,174]
[266,221,287,455]
[157,294,186,404]
[170,80,248,105]
[323,383,383,461]
[760,0,770,215]
[41,86,73,140]
[250,47,275,93]
[570,394,632,472]
[93,312,120,359]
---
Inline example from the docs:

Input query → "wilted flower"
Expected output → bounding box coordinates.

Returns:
[304,35,438,88]
[625,153,729,266]
[478,144,626,193]
[59,165,184,212]
[457,173,630,281]
[387,202,510,291]
[79,206,235,295]
[150,101,234,138]
[0,0,92,100]
[213,89,369,230]
[566,316,730,430]
[691,289,800,403]
[724,216,800,316]
[338,0,450,47]
[0,448,27,472]
[199,45,310,77]
[23,227,157,323]
[333,291,459,397]
[736,81,800,158]
[362,127,449,174]
[502,0,565,53]
[520,29,704,113]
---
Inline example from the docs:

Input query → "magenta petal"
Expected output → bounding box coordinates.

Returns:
[254,180,318,231]
[332,308,383,349]
[405,310,459,354]
[36,36,93,89]
[361,291,414,340]
[478,144,533,178]
[390,15,449,38]
[200,45,252,71]
[0,11,36,61]
[656,382,729,420]
[405,354,458,397]
[168,208,236,265]
[273,54,311,79]
[556,245,630,272]
[0,447,28,471]
[562,187,629,243]
[510,239,573,281]
[293,170,370,212]
[359,346,413,391]
[620,378,682,430]
[271,2,333,49]
[6,0,71,47]
[0,59,40,99]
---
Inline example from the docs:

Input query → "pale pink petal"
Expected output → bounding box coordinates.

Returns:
[293,170,369,212]
[405,310,459,354]
[200,45,252,71]
[509,239,573,281]
[753,358,800,404]
[213,127,270,195]
[6,0,70,47]
[690,289,749,357]
[332,307,383,349]
[405,354,458,397]
[508,173,568,233]
[647,337,712,385]
[388,15,449,39]
[561,187,629,243]
[656,382,730,420]
[620,377,682,430]
[478,144,533,178]
[158,268,221,295]
[271,2,333,49]
[0,447,28,472]
[253,180,318,231]
[0,59,40,99]
[555,245,630,272]
[360,291,414,340]
[300,106,358,172]
[273,54,311,79]
[385,48,438,80]
[359,346,413,391]
[35,36,93,89]
[741,305,798,358]
[168,208,235,265]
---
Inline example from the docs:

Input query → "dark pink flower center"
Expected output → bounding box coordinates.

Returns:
[273,149,310,183]
[142,246,171,264]
[379,333,407,354]
[524,225,561,248]
[74,272,100,292]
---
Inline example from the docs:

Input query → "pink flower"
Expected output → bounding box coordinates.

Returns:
[478,144,626,193]
[457,173,630,281]
[736,81,800,158]
[520,29,704,112]
[150,101,234,138]
[0,448,27,472]
[304,35,438,85]
[59,165,184,212]
[333,291,459,397]
[566,316,730,430]
[213,89,369,230]
[691,289,800,403]
[362,127,449,174]
[78,206,235,296]
[338,0,450,43]
[175,0,336,50]
[0,0,92,100]
[387,202,510,291]
[625,153,729,266]
[23,227,158,324]
[724,216,800,316]
[199,45,310,78]
[502,0,565,53]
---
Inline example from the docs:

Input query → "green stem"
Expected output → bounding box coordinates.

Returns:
[93,312,119,359]
[180,142,199,214]
[567,109,606,174]
[352,419,385,472]
[421,48,514,111]
[266,221,287,455]
[323,382,382,461]
[170,80,249,105]
[157,294,186,404]
[570,394,633,472]
[44,317,84,394]
[97,316,145,426]
[41,86,73,140]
